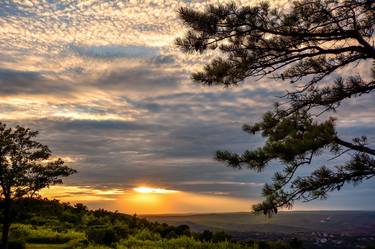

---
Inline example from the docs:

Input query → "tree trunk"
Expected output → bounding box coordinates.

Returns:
[1,198,11,249]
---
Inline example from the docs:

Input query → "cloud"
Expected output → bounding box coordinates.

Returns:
[0,68,72,95]
[0,2,37,17]
[152,55,176,64]
[94,66,182,92]
[0,0,374,212]
[69,44,159,60]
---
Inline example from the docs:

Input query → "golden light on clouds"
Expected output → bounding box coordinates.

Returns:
[121,190,253,214]
[40,185,125,202]
[40,185,255,214]
[0,0,373,214]
[133,186,179,194]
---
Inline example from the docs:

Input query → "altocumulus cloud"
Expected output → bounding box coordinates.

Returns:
[0,68,72,95]
[69,44,159,60]
[0,0,374,211]
[94,66,182,92]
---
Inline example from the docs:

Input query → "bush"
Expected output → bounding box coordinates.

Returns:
[64,238,89,249]
[175,225,190,237]
[26,235,70,244]
[113,224,130,239]
[133,229,161,241]
[116,235,255,249]
[87,225,128,245]
[212,231,231,242]
[0,241,25,249]
[9,224,30,239]
[289,238,303,249]
[78,245,111,249]
[268,241,289,249]
[10,224,84,244]
[199,230,213,241]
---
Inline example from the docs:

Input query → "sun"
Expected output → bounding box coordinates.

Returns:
[133,186,178,194]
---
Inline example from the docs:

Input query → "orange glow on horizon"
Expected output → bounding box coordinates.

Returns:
[133,186,179,194]
[40,185,255,214]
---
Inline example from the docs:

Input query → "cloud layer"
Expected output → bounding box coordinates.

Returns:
[0,0,374,212]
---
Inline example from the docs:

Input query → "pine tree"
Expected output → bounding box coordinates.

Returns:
[177,0,375,215]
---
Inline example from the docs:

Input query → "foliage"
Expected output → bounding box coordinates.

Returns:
[289,238,303,249]
[86,225,129,245]
[9,224,84,244]
[212,231,232,242]
[0,123,76,200]
[116,235,251,249]
[177,0,375,215]
[2,199,304,249]
[0,241,25,249]
[133,229,161,241]
[0,123,76,248]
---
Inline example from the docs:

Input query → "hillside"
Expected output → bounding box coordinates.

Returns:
[0,198,306,249]
[1,199,374,249]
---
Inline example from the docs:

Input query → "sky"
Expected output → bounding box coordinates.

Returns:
[0,0,374,214]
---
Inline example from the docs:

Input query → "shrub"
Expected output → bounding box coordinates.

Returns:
[87,225,127,245]
[113,224,130,239]
[79,245,111,249]
[26,228,84,244]
[116,236,255,249]
[289,238,303,249]
[199,230,213,241]
[212,231,231,242]
[10,224,84,244]
[165,231,177,239]
[133,229,161,241]
[0,240,25,249]
[9,224,30,239]
[175,224,190,237]
[268,241,289,249]
[64,238,89,249]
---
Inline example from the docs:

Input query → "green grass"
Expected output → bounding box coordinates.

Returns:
[115,236,254,249]
[10,224,85,244]
[25,237,255,249]
[26,244,67,249]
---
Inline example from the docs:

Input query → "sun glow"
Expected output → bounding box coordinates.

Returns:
[39,185,255,214]
[133,186,179,194]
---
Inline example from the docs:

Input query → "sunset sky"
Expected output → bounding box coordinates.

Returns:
[0,0,374,214]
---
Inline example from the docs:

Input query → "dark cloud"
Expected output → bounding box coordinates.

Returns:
[152,55,176,65]
[0,2,37,17]
[0,0,374,210]
[65,66,85,74]
[11,87,375,204]
[0,68,72,95]
[69,44,159,59]
[12,113,269,199]
[94,67,181,91]
[0,68,41,83]
[132,23,163,32]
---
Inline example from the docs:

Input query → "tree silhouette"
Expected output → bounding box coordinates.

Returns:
[177,0,375,215]
[0,123,76,248]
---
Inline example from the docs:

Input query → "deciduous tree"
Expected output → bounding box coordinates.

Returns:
[0,123,76,248]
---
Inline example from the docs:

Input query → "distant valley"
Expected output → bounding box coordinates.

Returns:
[145,211,375,249]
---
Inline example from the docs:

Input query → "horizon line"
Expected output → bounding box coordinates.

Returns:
[138,209,375,216]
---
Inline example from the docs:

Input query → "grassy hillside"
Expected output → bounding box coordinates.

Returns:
[0,198,305,249]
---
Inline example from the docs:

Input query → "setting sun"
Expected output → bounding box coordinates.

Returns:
[133,186,179,194]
